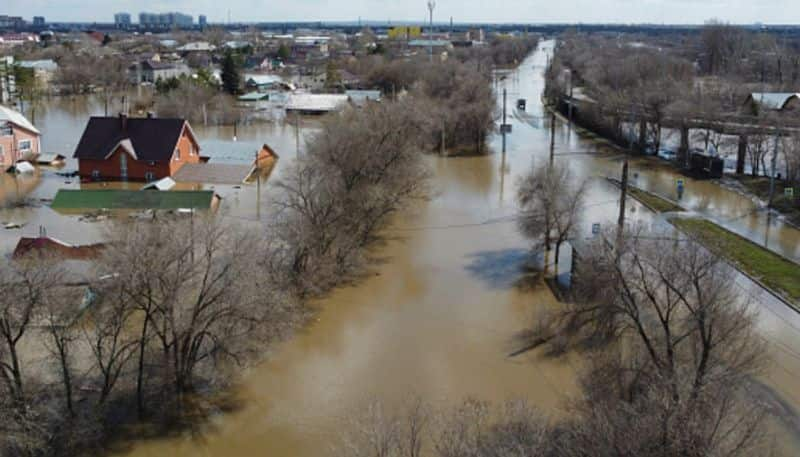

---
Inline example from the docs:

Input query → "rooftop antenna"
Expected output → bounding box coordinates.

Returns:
[427,0,436,62]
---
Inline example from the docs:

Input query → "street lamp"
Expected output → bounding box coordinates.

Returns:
[427,0,436,62]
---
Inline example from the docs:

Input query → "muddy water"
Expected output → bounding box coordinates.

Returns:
[2,41,800,455]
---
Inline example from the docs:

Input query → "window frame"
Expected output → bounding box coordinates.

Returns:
[18,139,32,152]
[91,170,101,179]
[145,171,155,182]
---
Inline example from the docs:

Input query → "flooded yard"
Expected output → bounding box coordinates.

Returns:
[2,40,800,456]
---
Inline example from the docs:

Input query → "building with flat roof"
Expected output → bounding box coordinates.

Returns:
[114,13,132,28]
[139,12,193,28]
[0,16,25,30]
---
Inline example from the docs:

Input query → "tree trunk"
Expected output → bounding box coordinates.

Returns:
[638,118,647,153]
[57,342,74,417]
[678,126,689,168]
[136,313,150,420]
[737,135,747,175]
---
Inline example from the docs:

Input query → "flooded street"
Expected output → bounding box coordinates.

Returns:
[2,40,800,455]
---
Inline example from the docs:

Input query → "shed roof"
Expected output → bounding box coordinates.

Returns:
[13,236,105,260]
[18,59,58,71]
[51,190,218,211]
[141,176,176,191]
[286,93,349,112]
[749,92,800,111]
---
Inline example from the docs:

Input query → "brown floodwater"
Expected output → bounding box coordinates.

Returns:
[2,41,800,456]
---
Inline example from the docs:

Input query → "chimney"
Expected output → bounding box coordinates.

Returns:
[119,112,128,130]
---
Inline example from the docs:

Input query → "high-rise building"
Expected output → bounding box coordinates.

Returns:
[32,16,45,27]
[199,15,207,28]
[139,12,193,28]
[114,13,132,28]
[0,15,25,30]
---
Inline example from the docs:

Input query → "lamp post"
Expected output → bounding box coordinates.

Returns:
[427,0,436,63]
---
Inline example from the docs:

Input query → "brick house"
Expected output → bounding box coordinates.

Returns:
[73,114,202,181]
[0,104,41,168]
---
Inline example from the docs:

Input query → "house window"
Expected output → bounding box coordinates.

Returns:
[0,123,11,136]
[91,170,101,179]
[148,160,155,166]
[145,171,155,182]
[174,147,180,161]
[18,139,32,152]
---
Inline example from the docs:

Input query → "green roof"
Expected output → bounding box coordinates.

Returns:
[51,190,217,211]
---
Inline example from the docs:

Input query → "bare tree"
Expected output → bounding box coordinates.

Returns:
[517,160,587,266]
[272,101,430,296]
[523,227,769,456]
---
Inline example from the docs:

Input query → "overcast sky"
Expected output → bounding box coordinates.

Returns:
[4,0,799,24]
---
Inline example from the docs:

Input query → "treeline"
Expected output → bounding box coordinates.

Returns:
[335,229,772,456]
[546,28,800,198]
[0,101,431,456]
[342,36,538,155]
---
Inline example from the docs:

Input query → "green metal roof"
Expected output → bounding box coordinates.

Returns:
[51,190,217,211]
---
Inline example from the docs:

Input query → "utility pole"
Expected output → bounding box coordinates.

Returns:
[618,160,629,233]
[427,0,436,63]
[549,112,556,164]
[255,149,261,220]
[502,88,507,153]
[294,111,300,156]
[566,69,573,128]
[769,132,779,208]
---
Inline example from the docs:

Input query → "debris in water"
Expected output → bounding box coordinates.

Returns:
[3,222,24,230]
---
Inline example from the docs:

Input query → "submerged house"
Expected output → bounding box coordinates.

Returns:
[0,104,41,168]
[73,113,202,181]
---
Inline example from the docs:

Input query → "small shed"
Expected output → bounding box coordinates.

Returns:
[36,154,66,166]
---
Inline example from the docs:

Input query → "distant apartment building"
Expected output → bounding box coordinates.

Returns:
[139,12,193,28]
[114,13,132,28]
[199,15,207,28]
[0,16,25,30]
[32,17,45,27]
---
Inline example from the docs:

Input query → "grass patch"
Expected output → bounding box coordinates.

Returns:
[671,217,800,304]
[731,175,800,226]
[628,187,684,213]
